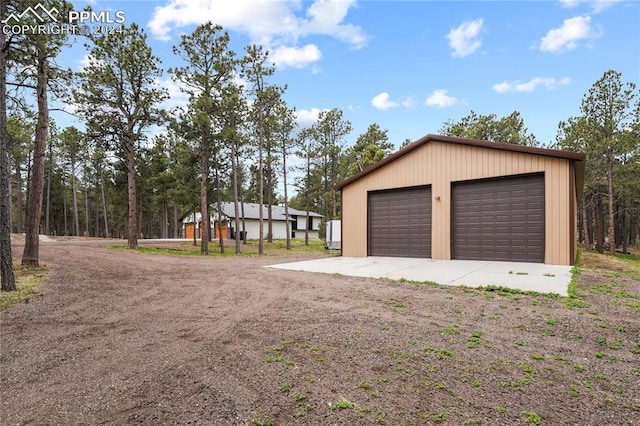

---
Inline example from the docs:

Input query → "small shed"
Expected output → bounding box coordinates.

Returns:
[334,134,585,266]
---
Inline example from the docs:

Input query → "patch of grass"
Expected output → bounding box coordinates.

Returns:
[565,262,589,308]
[112,238,327,257]
[523,410,542,426]
[382,298,406,308]
[593,351,617,362]
[519,362,537,376]
[541,328,556,337]
[0,265,47,310]
[437,348,455,360]
[441,324,461,335]
[400,277,439,287]
[375,409,387,424]
[331,399,355,410]
[466,331,485,348]
[531,354,545,361]
[569,385,579,397]
[355,380,372,390]
[281,382,291,392]
[251,415,274,426]
[432,412,446,422]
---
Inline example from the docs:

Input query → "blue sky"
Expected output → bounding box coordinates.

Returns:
[55,0,639,149]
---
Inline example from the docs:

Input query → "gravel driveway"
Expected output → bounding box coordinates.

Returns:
[1,239,638,425]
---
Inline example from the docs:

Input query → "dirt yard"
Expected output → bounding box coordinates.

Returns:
[1,239,639,425]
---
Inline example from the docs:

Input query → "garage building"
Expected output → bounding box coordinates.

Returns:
[335,134,585,265]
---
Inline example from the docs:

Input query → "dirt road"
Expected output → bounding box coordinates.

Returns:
[1,239,639,425]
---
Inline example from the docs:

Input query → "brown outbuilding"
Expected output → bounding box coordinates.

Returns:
[334,134,586,265]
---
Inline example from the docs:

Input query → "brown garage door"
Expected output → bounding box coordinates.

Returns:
[368,186,431,258]
[452,173,544,263]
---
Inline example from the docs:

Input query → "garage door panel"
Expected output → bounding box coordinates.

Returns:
[368,186,431,258]
[452,174,545,263]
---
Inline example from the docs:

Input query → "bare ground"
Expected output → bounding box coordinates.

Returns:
[1,239,639,425]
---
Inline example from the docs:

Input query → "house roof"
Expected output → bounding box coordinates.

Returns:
[181,202,323,223]
[215,202,323,220]
[334,134,586,191]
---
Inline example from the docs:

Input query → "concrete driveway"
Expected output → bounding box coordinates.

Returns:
[267,256,572,296]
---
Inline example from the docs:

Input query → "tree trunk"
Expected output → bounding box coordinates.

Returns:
[258,119,264,255]
[164,198,169,239]
[45,141,52,235]
[606,157,615,255]
[1,12,16,290]
[63,178,68,236]
[279,136,291,249]
[581,194,590,250]
[238,154,247,244]
[173,203,178,239]
[266,145,273,243]
[214,163,224,253]
[283,143,290,250]
[200,133,209,255]
[621,199,628,254]
[71,157,80,236]
[14,163,23,233]
[304,155,310,247]
[595,194,603,254]
[138,190,144,239]
[84,158,89,236]
[22,45,49,267]
[231,141,241,254]
[125,136,138,249]
[100,170,109,238]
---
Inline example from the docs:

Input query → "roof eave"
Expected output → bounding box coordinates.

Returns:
[334,134,586,190]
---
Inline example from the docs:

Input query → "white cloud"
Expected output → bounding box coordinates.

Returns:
[425,90,458,108]
[78,54,92,70]
[371,92,398,110]
[147,0,367,50]
[493,77,571,93]
[271,44,322,69]
[446,18,484,57]
[539,15,599,53]
[296,107,327,128]
[559,0,580,8]
[559,0,621,13]
[371,92,414,110]
[156,77,191,112]
[590,0,622,13]
[299,0,367,49]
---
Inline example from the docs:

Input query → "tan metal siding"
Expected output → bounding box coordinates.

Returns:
[341,141,573,265]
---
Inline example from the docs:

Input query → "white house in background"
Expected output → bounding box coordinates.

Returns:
[181,202,323,240]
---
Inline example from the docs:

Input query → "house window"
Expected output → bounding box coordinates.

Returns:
[292,217,298,231]
[308,217,314,231]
